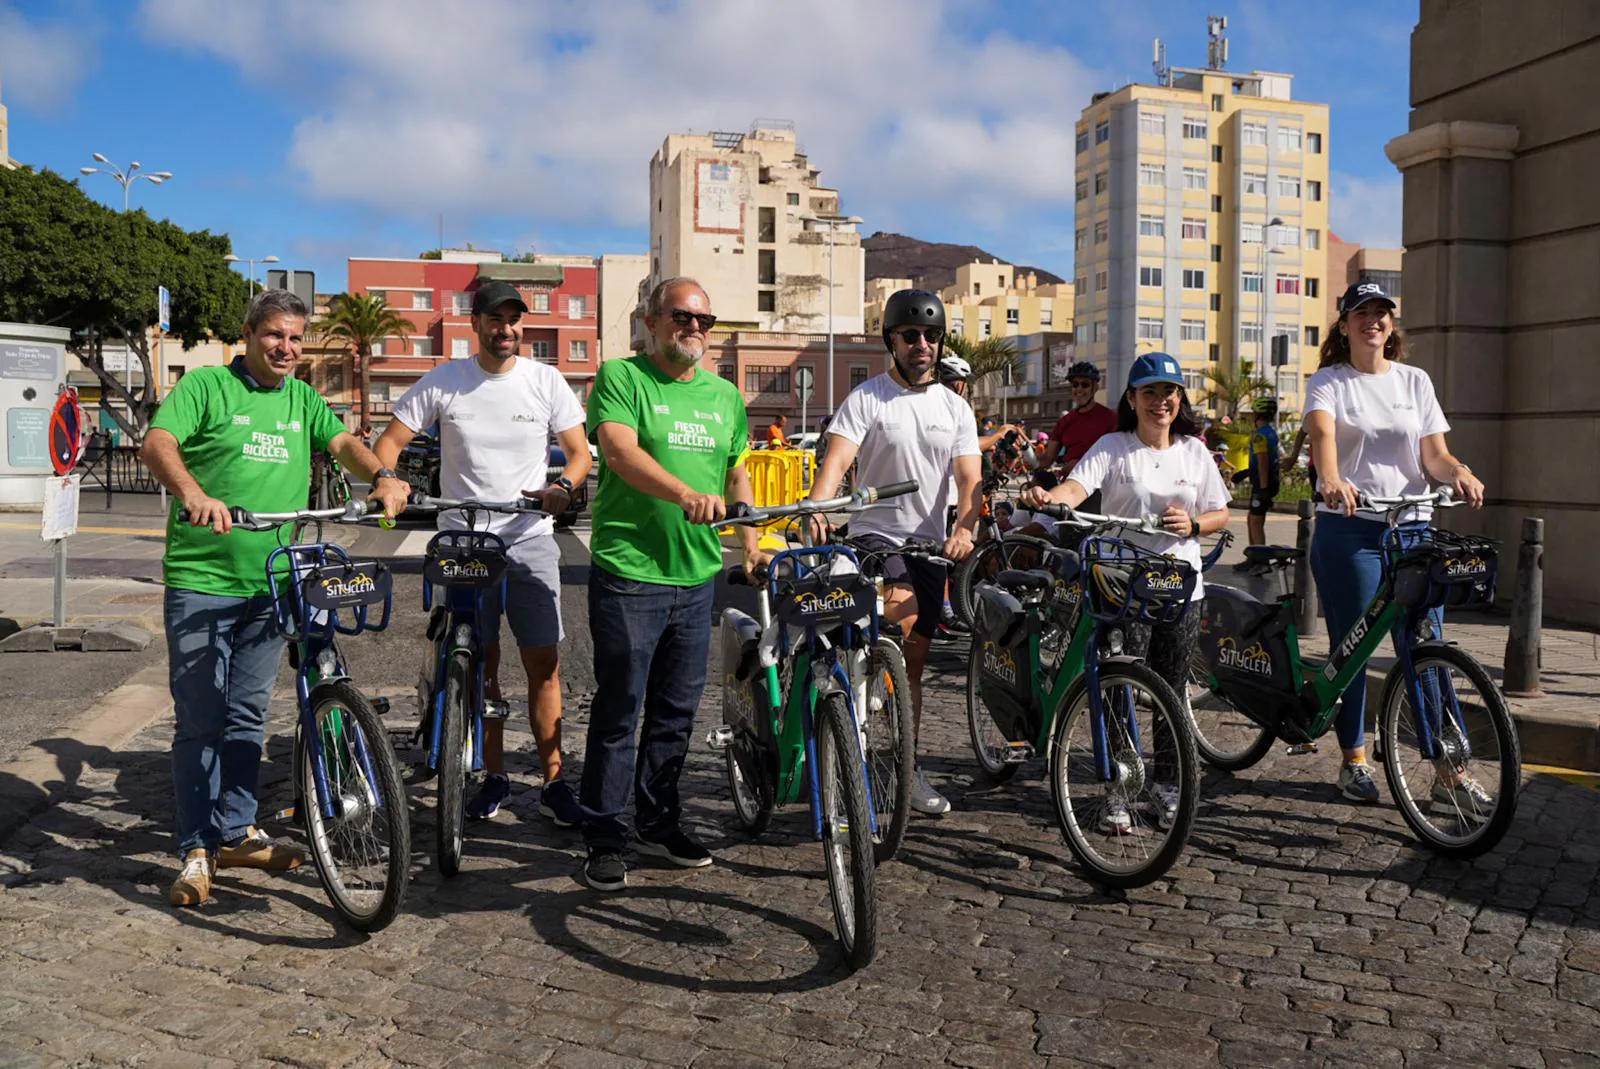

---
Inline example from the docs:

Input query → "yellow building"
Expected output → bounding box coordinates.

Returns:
[864,261,1074,344]
[1073,65,1330,412]
[1,69,13,168]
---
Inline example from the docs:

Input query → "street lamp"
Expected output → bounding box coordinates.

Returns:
[79,154,173,211]
[224,253,281,297]
[1258,216,1284,404]
[801,212,864,416]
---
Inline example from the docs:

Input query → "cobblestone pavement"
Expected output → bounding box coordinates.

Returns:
[4,634,1600,1068]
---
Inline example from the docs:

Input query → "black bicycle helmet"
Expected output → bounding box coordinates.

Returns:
[880,288,945,351]
[1066,360,1101,383]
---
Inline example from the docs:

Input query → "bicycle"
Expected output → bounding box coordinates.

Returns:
[965,502,1202,888]
[181,500,411,931]
[309,451,353,511]
[1189,488,1519,858]
[407,494,551,876]
[708,480,920,969]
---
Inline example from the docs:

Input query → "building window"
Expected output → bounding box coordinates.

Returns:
[1180,319,1206,341]
[981,320,992,338]
[570,340,589,362]
[371,340,385,357]
[1040,307,1053,326]
[168,364,186,384]
[758,249,776,285]
[1075,179,1087,201]
[1307,179,1322,202]
[1183,370,1204,393]
[1006,308,1019,324]
[1075,228,1086,252]
[1182,116,1207,139]
[718,363,737,382]
[848,366,869,389]
[786,192,800,206]
[1277,127,1303,152]
[1359,269,1403,298]
[1137,317,1164,340]
[1139,163,1165,186]
[1095,270,1108,292]
[1211,244,1222,262]
[1140,112,1166,137]
[1306,228,1321,250]
[529,340,552,363]
[758,206,776,243]
[1243,172,1266,195]
[1095,120,1110,144]
[1276,276,1301,295]
[1273,326,1298,348]
[745,365,791,394]
[1243,122,1267,146]
[1242,272,1263,293]
[1094,220,1108,245]
[1139,265,1163,287]
[1138,213,1165,237]
[1211,94,1223,112]
[1241,322,1262,344]
[1211,194,1222,212]
[1076,130,1089,153]
[413,337,432,357]
[451,337,469,358]
[1307,131,1323,154]
[950,317,964,334]
[1305,325,1321,347]
[1278,177,1301,199]
[1182,217,1206,240]
[1210,293,1222,311]
[412,290,433,311]
[1209,343,1220,361]
[531,291,550,312]
[1274,225,1301,247]
[451,291,471,315]
[567,295,586,319]
[1182,268,1205,290]
[1241,221,1263,243]
[1305,278,1320,299]
[1211,144,1222,163]
[1183,166,1207,190]
[1094,169,1108,194]
[1092,320,1106,342]
[757,290,775,312]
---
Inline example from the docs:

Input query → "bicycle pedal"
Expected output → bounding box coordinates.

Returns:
[1002,742,1035,764]
[370,697,392,716]
[1285,742,1320,756]
[483,699,510,720]
[270,806,297,822]
[706,726,734,752]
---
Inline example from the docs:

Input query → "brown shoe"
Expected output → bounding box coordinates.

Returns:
[217,827,305,870]
[169,849,215,907]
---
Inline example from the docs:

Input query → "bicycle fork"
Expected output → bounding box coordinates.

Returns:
[1083,639,1144,788]
[1395,622,1467,765]
[805,649,880,842]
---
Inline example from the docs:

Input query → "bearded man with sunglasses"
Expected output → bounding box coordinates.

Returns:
[808,288,981,815]
[578,277,765,891]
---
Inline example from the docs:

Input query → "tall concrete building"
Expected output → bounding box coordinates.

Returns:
[0,69,13,168]
[1073,53,1329,411]
[864,262,1074,345]
[1387,0,1600,624]
[648,122,864,336]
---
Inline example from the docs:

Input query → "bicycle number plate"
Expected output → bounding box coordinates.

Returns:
[423,547,508,588]
[301,560,392,610]
[775,574,875,628]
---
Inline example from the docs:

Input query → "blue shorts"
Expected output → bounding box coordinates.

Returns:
[479,532,564,648]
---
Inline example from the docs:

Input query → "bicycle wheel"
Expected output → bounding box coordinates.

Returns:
[298,682,411,931]
[966,639,1021,784]
[816,694,878,970]
[1048,661,1199,889]
[864,637,914,862]
[1378,644,1519,859]
[953,536,1051,627]
[436,651,472,877]
[1186,640,1275,771]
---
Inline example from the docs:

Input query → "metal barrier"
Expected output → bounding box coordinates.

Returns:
[1503,516,1544,696]
[77,436,161,507]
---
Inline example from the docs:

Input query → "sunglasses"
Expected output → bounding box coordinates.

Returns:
[669,309,718,331]
[894,327,944,345]
[1069,380,1095,389]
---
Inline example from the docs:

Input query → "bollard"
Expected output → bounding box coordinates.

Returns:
[1503,516,1544,696]
[1293,499,1320,636]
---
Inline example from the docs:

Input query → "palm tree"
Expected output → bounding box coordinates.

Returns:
[314,293,413,428]
[1200,359,1271,419]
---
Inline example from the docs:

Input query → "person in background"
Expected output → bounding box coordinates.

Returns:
[1034,361,1116,510]
[1235,396,1281,566]
[766,412,789,449]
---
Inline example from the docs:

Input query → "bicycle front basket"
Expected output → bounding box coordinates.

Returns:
[301,559,392,612]
[774,572,876,629]
[1082,536,1196,626]
[423,530,508,589]
[1388,528,1498,610]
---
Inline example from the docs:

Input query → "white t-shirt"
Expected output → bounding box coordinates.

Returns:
[1304,362,1449,522]
[1068,431,1231,600]
[828,373,981,543]
[392,356,585,542]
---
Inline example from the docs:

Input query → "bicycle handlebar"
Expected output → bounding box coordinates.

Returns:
[406,494,550,520]
[1029,501,1167,538]
[1356,487,1460,513]
[715,481,919,527]
[177,500,388,531]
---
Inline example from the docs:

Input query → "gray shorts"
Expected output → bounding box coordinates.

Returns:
[479,532,564,649]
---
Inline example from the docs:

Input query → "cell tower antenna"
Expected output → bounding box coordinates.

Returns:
[1152,38,1169,85]
[1207,15,1229,70]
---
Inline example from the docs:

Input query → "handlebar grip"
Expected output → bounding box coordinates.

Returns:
[727,501,755,521]
[176,506,247,525]
[1032,502,1070,520]
[871,480,919,501]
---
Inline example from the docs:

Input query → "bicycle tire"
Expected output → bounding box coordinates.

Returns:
[298,681,411,931]
[1377,643,1520,859]
[966,639,1021,784]
[1048,661,1199,889]
[1186,640,1275,772]
[816,694,878,970]
[865,637,914,863]
[436,651,471,877]
[952,534,1053,628]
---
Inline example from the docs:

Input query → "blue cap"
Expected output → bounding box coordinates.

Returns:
[1338,280,1396,314]
[1126,352,1184,391]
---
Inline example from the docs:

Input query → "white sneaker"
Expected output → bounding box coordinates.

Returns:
[1431,768,1493,814]
[1098,801,1132,836]
[1149,783,1181,830]
[910,769,950,816]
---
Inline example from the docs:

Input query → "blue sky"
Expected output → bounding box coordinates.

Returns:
[2,0,1417,295]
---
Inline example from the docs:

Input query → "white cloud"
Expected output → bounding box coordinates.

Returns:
[137,0,1102,238]
[1330,172,1404,249]
[0,4,98,111]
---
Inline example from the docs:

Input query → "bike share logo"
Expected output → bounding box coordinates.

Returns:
[1444,555,1488,579]
[980,640,1019,687]
[792,587,859,616]
[1216,635,1273,677]
[438,557,491,580]
[1053,579,1082,606]
[1143,568,1186,593]
[320,571,376,599]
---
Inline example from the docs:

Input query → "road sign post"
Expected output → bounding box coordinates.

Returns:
[795,366,815,440]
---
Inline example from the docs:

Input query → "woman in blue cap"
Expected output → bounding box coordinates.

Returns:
[1306,282,1485,804]
[1022,352,1231,832]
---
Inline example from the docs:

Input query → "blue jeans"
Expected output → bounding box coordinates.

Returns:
[580,567,714,853]
[164,587,286,856]
[1309,513,1442,751]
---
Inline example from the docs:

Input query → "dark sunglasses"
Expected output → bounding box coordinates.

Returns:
[669,309,718,331]
[1069,379,1095,389]
[894,327,944,345]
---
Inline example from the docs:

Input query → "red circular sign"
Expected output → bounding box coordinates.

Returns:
[49,388,83,476]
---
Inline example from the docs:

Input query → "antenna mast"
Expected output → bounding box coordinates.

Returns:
[1206,15,1229,70]
[1152,38,1169,85]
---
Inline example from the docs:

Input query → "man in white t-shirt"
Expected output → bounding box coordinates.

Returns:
[375,280,592,825]
[809,289,981,816]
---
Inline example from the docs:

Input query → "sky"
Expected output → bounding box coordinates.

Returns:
[2,0,1418,295]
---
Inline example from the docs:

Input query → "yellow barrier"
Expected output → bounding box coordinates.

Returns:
[729,448,815,550]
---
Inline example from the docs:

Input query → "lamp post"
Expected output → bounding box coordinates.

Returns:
[224,253,281,297]
[79,154,173,211]
[1258,216,1284,406]
[801,212,864,416]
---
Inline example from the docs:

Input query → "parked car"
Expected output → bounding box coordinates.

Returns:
[394,431,589,528]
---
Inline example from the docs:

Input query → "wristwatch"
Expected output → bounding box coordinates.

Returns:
[552,476,575,493]
[374,467,400,483]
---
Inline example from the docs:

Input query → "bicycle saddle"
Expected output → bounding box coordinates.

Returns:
[1243,544,1303,566]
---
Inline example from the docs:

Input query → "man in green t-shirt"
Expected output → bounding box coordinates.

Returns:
[141,289,410,909]
[578,276,765,891]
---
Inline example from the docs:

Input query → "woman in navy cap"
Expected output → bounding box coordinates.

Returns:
[1022,352,1231,833]
[1305,282,1485,804]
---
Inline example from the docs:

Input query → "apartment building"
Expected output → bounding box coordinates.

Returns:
[1073,67,1330,411]
[0,72,11,168]
[864,262,1075,345]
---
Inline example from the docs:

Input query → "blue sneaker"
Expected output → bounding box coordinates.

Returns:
[539,779,584,828]
[466,774,511,820]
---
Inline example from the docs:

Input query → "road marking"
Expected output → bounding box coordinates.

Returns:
[1524,763,1600,789]
[0,521,166,536]
[393,529,433,557]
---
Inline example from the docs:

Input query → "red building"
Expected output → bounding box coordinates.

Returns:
[709,331,887,440]
[346,253,599,419]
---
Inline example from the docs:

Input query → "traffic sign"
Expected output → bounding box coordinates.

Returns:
[158,286,171,333]
[795,366,815,402]
[49,387,84,476]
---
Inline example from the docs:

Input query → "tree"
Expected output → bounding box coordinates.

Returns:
[1200,359,1271,419]
[942,332,1021,389]
[0,164,252,439]
[313,293,413,428]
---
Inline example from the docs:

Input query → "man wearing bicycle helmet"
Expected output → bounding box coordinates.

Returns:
[1036,361,1117,476]
[809,288,981,816]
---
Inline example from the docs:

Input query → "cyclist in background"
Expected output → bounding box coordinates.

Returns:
[1241,396,1281,559]
[1033,361,1116,510]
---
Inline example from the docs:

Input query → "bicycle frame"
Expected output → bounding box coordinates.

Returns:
[419,528,508,775]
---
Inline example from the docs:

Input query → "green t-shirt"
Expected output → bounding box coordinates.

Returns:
[150,362,345,597]
[587,355,748,586]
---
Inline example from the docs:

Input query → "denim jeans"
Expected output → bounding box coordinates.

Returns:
[580,567,715,853]
[164,587,286,856]
[1310,512,1443,751]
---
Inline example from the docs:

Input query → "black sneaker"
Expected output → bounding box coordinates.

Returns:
[582,850,628,891]
[635,828,713,868]
[539,779,584,828]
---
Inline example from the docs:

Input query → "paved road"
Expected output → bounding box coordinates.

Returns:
[5,515,1600,1066]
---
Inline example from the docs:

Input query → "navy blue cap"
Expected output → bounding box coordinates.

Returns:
[1338,280,1396,314]
[1126,352,1185,391]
